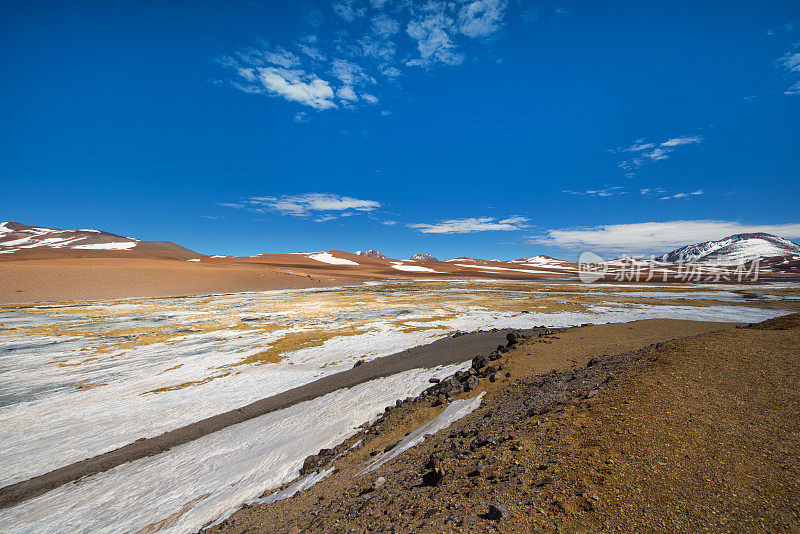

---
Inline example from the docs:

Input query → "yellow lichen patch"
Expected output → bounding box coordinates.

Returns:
[69,381,106,391]
[141,372,231,395]
[160,364,183,373]
[396,325,449,334]
[231,326,372,367]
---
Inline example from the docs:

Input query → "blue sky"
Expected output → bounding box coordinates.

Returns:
[1,1,799,259]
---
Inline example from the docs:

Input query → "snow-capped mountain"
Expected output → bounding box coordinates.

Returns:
[410,253,438,261]
[0,221,202,260]
[0,221,140,253]
[355,249,388,259]
[656,233,800,265]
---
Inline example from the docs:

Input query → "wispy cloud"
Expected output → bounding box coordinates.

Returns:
[612,135,703,177]
[409,216,529,234]
[660,190,704,200]
[563,186,628,197]
[778,44,800,95]
[563,186,704,199]
[530,220,800,255]
[218,0,517,113]
[219,193,381,221]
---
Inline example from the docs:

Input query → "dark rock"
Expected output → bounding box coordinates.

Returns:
[489,373,498,382]
[472,354,489,370]
[423,455,444,487]
[300,454,319,475]
[485,504,509,520]
[429,377,440,383]
[353,360,364,368]
[463,376,477,392]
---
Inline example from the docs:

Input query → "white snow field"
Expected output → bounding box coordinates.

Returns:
[306,252,359,265]
[0,280,794,533]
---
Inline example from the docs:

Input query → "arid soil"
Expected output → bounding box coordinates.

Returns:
[207,315,800,533]
[0,258,346,303]
[4,246,798,304]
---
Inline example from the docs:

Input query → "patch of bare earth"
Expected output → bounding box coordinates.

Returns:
[205,316,799,533]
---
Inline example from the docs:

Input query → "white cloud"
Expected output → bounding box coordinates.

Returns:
[255,67,336,110]
[563,186,627,197]
[371,14,400,36]
[457,0,508,38]
[614,134,704,177]
[530,220,800,255]
[238,193,381,218]
[660,190,704,200]
[337,86,359,101]
[660,136,703,147]
[331,58,375,86]
[381,220,398,225]
[409,216,527,234]
[406,8,463,67]
[333,0,366,22]
[298,43,327,62]
[498,216,530,225]
[778,46,800,95]
[220,0,513,114]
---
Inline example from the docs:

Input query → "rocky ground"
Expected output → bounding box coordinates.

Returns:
[205,315,800,533]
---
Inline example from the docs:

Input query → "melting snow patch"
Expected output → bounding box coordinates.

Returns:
[72,241,138,250]
[307,253,359,265]
[391,263,440,273]
[359,393,485,475]
[455,264,552,274]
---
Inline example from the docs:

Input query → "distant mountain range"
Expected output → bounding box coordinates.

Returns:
[3,222,799,270]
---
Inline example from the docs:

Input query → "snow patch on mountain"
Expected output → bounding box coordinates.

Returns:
[307,252,359,265]
[355,250,387,259]
[410,253,438,262]
[656,233,800,265]
[0,222,140,254]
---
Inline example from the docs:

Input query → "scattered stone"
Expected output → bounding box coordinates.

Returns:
[489,373,498,383]
[464,376,477,392]
[472,354,489,370]
[422,455,444,487]
[485,504,509,520]
[506,332,518,345]
[352,360,364,368]
[429,377,440,383]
